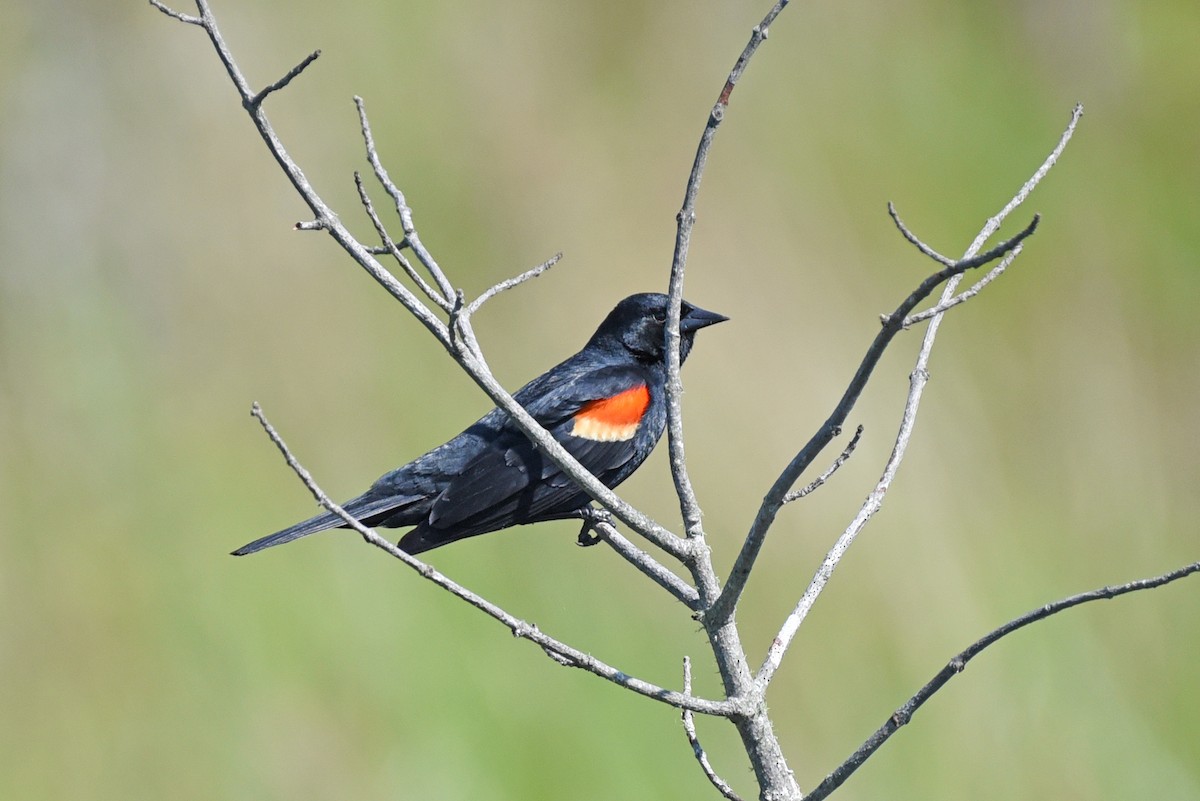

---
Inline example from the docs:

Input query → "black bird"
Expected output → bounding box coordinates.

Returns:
[232,293,727,556]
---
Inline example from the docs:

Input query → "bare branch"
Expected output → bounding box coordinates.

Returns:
[664,0,793,592]
[249,402,735,717]
[467,253,563,316]
[683,657,745,801]
[807,560,1200,801]
[782,425,863,504]
[249,49,321,109]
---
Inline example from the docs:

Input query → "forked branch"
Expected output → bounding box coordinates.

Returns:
[711,213,1039,628]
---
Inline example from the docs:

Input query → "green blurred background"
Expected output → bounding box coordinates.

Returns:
[2,1,1197,799]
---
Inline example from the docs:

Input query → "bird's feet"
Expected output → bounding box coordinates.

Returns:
[575,507,615,547]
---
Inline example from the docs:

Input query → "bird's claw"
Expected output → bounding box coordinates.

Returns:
[575,507,614,547]
[577,524,602,547]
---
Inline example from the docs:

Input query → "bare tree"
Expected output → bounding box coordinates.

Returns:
[151,2,1199,799]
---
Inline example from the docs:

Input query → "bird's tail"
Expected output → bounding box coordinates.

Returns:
[231,511,344,556]
[231,491,423,556]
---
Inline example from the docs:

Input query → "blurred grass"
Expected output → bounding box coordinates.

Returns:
[1,0,1198,799]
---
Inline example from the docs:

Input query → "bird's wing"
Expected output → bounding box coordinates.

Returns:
[425,364,652,531]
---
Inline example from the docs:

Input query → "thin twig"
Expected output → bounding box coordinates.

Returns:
[782,425,863,504]
[354,171,447,306]
[807,560,1200,801]
[966,103,1083,255]
[587,518,700,609]
[148,0,201,25]
[683,657,745,801]
[354,96,456,304]
[902,245,1021,328]
[249,49,321,109]
[467,253,563,316]
[249,402,734,717]
[888,203,956,267]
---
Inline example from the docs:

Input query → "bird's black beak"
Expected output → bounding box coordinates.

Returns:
[679,304,729,333]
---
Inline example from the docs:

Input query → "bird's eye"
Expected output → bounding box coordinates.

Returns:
[652,311,667,324]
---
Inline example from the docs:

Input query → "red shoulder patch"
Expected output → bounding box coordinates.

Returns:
[571,384,650,442]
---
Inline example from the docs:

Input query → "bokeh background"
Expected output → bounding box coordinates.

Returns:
[2,1,1197,799]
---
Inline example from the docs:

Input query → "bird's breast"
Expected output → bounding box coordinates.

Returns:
[570,384,650,442]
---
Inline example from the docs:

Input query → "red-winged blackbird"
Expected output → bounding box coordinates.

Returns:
[232,293,726,556]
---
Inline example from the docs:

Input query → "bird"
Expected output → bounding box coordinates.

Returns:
[232,292,727,557]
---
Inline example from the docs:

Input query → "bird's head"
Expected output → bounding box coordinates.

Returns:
[587,292,728,364]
